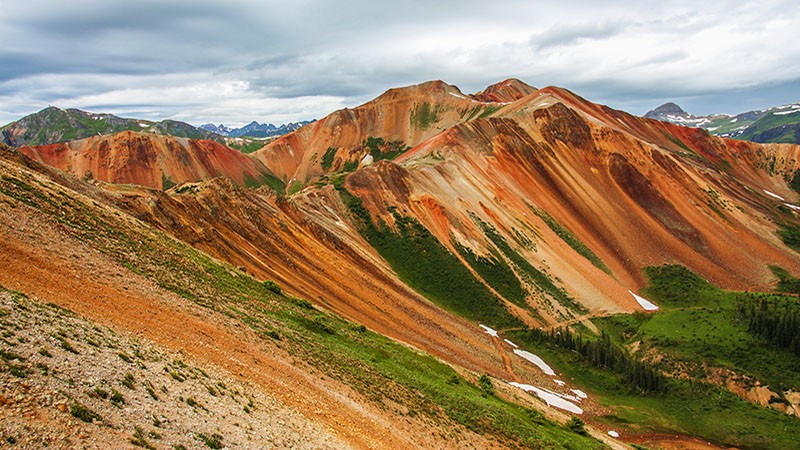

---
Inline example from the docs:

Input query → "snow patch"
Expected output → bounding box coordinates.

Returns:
[553,379,565,386]
[509,382,583,414]
[764,190,785,201]
[138,122,148,128]
[571,389,588,399]
[513,349,556,375]
[503,339,518,348]
[629,290,659,311]
[784,203,800,211]
[360,154,374,167]
[608,430,620,438]
[480,324,498,337]
[448,91,467,100]
[774,110,800,116]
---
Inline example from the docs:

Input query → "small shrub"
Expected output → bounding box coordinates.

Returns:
[91,387,109,399]
[263,280,282,294]
[197,433,224,449]
[8,364,27,378]
[70,402,102,423]
[478,374,494,396]
[0,349,23,361]
[118,352,134,363]
[146,383,159,401]
[110,389,125,406]
[130,426,156,449]
[58,338,78,354]
[38,347,52,357]
[121,372,136,389]
[565,417,587,435]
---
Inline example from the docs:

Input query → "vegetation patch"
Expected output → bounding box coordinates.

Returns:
[361,136,410,162]
[336,186,522,328]
[320,146,338,171]
[777,222,800,253]
[474,214,586,314]
[243,172,286,195]
[531,207,610,273]
[410,102,442,130]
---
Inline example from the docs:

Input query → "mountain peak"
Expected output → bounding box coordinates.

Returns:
[471,79,538,103]
[645,102,688,118]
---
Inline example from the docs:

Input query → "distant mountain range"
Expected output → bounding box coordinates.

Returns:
[1,107,223,147]
[199,120,313,138]
[1,106,313,148]
[644,101,800,144]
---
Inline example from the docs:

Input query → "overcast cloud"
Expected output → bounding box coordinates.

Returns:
[2,0,799,126]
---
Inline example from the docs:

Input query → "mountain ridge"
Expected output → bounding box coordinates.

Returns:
[1,106,223,147]
[645,101,800,144]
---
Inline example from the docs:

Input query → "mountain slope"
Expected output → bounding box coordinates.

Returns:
[1,106,223,147]
[251,80,521,186]
[17,131,278,190]
[645,101,800,144]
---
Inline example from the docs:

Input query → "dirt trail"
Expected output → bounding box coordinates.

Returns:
[0,203,498,450]
[489,335,519,382]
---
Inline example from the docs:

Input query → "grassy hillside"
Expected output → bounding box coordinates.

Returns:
[507,265,800,449]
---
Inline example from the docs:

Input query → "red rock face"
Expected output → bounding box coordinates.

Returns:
[470,78,539,103]
[19,131,273,190]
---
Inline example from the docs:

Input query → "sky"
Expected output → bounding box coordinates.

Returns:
[3,0,800,127]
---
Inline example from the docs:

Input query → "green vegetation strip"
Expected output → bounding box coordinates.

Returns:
[531,208,610,274]
[335,184,523,328]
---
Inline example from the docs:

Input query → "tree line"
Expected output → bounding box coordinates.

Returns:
[524,327,668,393]
[736,297,800,356]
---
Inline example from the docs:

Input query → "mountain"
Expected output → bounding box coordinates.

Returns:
[645,101,800,144]
[197,123,234,135]
[5,79,800,449]
[17,131,279,190]
[1,106,224,147]
[200,120,314,138]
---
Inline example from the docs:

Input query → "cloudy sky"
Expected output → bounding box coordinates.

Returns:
[3,0,800,126]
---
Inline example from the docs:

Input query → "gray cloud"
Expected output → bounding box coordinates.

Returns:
[1,0,799,125]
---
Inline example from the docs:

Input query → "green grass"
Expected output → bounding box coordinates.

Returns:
[777,222,800,253]
[336,186,522,328]
[321,146,337,171]
[632,265,800,389]
[454,240,528,309]
[769,265,800,294]
[504,265,800,449]
[243,172,286,194]
[531,208,610,274]
[410,102,442,130]
[474,214,586,315]
[362,137,409,162]
[227,139,265,154]
[662,132,693,152]
[478,105,504,119]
